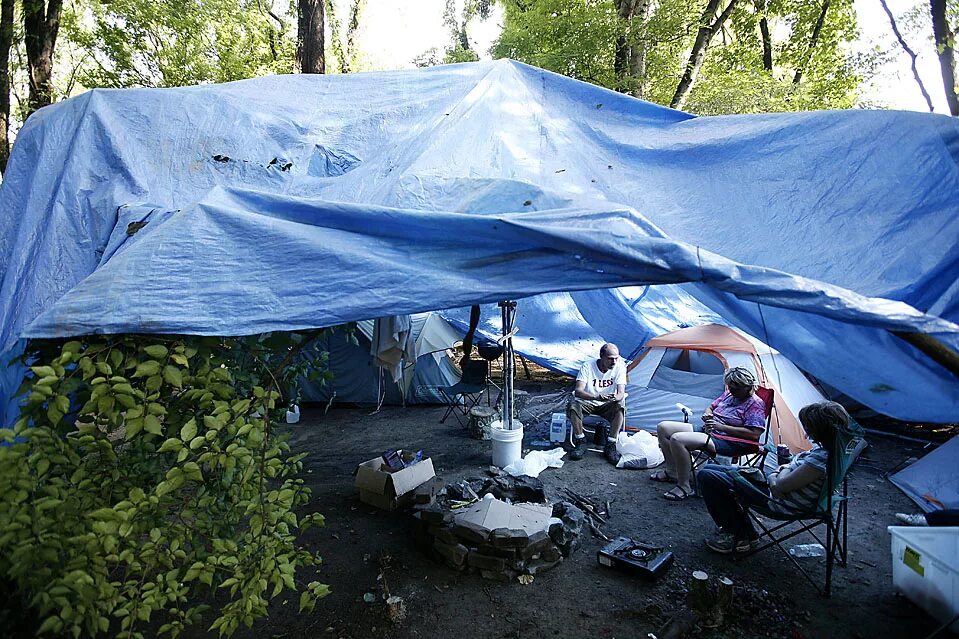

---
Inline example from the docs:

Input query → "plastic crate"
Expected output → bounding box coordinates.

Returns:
[888,526,959,633]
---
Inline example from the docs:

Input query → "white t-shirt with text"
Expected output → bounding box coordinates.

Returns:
[576,359,626,398]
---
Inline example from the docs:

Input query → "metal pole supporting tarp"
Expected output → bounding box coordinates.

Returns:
[498,300,517,429]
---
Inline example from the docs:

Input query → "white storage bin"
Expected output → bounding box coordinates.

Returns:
[888,526,959,633]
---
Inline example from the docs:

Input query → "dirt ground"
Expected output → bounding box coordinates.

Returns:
[186,381,945,639]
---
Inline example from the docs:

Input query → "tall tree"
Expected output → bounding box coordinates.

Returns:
[792,0,830,85]
[23,0,63,115]
[328,0,366,74]
[0,0,13,173]
[297,0,325,73]
[930,0,959,115]
[614,0,651,97]
[756,0,772,71]
[670,0,740,109]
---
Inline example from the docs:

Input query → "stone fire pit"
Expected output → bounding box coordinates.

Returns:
[410,472,586,582]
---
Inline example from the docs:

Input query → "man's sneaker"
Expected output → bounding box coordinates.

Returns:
[705,531,754,555]
[896,513,929,526]
[603,441,621,465]
[568,436,587,461]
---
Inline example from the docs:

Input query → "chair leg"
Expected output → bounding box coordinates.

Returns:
[825,512,833,597]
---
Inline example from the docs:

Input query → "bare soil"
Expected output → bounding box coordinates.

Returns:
[182,380,940,639]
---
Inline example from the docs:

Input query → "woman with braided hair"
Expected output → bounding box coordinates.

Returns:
[649,367,766,501]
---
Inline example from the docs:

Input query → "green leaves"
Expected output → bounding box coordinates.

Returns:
[180,419,197,442]
[163,365,183,388]
[144,345,169,358]
[5,333,330,638]
[133,360,160,378]
[492,0,863,115]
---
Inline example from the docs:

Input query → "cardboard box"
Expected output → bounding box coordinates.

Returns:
[355,452,436,511]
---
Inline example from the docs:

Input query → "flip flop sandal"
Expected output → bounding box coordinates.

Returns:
[648,470,674,483]
[663,486,694,501]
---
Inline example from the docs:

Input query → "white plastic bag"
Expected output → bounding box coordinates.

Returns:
[615,430,664,470]
[503,447,566,478]
[285,404,301,424]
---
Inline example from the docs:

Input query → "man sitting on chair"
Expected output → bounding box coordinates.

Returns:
[566,343,627,464]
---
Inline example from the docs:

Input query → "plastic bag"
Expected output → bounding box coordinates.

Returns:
[503,447,566,478]
[285,404,300,424]
[615,430,664,470]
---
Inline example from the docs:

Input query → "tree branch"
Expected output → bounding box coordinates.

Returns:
[671,0,741,110]
[879,0,934,111]
[793,0,830,85]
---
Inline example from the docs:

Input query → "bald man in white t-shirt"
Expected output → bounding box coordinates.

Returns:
[566,343,626,464]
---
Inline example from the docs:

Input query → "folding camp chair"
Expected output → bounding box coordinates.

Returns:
[438,359,490,427]
[737,419,866,597]
[689,387,775,490]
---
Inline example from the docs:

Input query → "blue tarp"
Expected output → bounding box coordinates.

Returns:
[1,60,957,426]
[890,435,959,512]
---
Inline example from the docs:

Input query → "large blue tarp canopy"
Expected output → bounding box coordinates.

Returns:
[1,60,957,425]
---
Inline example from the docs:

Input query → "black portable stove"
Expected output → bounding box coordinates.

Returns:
[597,536,673,579]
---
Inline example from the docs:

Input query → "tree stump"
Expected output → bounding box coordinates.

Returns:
[688,570,711,617]
[710,576,734,627]
[468,406,498,440]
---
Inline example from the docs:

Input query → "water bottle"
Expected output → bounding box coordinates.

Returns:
[788,543,826,558]
[776,445,792,466]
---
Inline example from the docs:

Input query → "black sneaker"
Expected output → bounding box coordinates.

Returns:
[568,436,587,461]
[603,441,621,465]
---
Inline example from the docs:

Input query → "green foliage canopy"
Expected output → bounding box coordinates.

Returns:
[64,0,295,88]
[492,0,869,114]
[0,334,330,637]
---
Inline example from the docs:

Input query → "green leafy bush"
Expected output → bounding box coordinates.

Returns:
[0,334,330,637]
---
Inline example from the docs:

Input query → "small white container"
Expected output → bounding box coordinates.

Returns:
[549,413,567,443]
[490,421,524,468]
[888,525,959,633]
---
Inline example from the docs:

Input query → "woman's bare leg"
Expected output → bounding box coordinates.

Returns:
[669,431,711,492]
[656,421,692,477]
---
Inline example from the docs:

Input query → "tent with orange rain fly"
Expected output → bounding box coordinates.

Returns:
[625,324,829,454]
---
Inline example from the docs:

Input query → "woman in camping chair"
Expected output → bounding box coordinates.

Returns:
[697,401,849,554]
[649,367,765,501]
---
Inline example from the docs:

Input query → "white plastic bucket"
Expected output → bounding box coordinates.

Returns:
[490,422,524,468]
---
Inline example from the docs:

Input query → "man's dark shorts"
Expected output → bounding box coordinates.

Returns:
[566,397,626,424]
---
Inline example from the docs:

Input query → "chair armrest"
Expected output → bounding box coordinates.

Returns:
[710,432,762,448]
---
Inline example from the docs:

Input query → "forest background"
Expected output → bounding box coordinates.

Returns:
[0,0,957,177]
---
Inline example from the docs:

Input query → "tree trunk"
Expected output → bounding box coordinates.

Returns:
[23,0,63,116]
[613,0,651,97]
[0,0,14,174]
[297,0,325,74]
[756,0,772,71]
[671,0,740,110]
[930,0,959,116]
[793,0,830,85]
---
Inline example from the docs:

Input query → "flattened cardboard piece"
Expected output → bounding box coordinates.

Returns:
[354,452,435,511]
[454,499,552,534]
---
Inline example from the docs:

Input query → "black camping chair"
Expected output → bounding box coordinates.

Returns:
[736,420,866,597]
[476,342,504,407]
[439,359,490,427]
